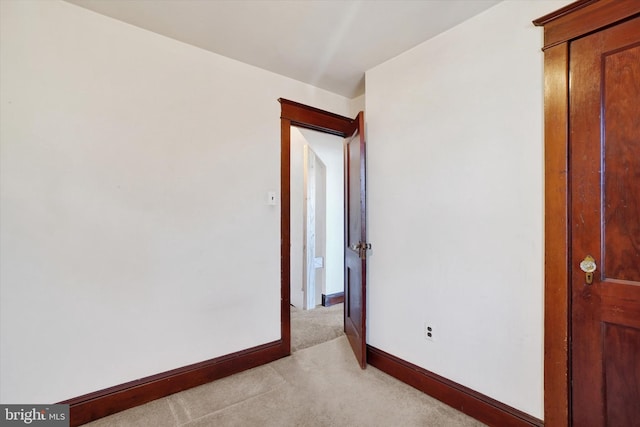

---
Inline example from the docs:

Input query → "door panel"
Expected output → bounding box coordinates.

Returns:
[603,324,640,426]
[344,111,367,369]
[570,17,640,426]
[602,43,640,283]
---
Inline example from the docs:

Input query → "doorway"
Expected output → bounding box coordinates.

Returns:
[278,98,368,367]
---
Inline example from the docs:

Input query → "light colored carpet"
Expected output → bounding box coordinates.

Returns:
[83,336,485,426]
[291,303,344,352]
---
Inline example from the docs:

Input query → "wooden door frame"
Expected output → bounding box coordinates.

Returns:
[533,1,640,425]
[279,98,355,354]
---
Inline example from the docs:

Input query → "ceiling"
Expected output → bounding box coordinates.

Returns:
[65,0,501,98]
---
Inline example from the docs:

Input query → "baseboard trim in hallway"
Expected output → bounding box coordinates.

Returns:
[321,291,344,307]
[61,340,287,427]
[366,345,543,427]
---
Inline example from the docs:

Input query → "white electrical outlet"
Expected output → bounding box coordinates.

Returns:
[425,322,435,342]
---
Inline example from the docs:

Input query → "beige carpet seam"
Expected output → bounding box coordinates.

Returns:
[177,380,288,425]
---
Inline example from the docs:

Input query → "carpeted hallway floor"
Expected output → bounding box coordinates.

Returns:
[290,303,344,352]
[83,305,485,426]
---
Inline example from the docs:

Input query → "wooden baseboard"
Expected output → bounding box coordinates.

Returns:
[321,292,344,307]
[61,340,288,427]
[366,345,543,427]
[57,337,540,426]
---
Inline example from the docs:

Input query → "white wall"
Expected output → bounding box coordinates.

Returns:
[0,0,350,403]
[365,0,571,419]
[290,128,344,308]
[350,94,365,117]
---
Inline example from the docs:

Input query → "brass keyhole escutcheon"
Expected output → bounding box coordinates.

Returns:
[579,255,597,285]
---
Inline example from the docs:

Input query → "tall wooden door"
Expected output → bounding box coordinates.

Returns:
[570,16,640,426]
[344,111,368,369]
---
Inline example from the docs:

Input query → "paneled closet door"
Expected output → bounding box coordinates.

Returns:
[569,16,640,427]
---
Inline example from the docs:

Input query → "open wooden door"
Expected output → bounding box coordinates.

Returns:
[569,16,640,426]
[344,111,368,369]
